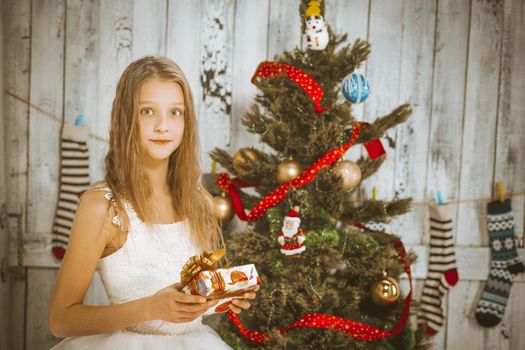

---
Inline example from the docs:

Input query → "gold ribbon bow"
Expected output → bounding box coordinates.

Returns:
[180,248,226,286]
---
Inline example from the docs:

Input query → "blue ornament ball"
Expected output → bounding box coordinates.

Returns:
[342,72,370,104]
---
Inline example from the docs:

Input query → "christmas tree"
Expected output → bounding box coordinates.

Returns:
[208,1,429,349]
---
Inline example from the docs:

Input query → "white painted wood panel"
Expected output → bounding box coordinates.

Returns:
[64,0,109,308]
[325,0,369,49]
[494,0,525,249]
[267,0,302,59]
[509,282,525,350]
[390,0,437,245]
[132,0,167,60]
[166,0,204,163]
[65,0,100,183]
[25,0,66,347]
[26,268,59,350]
[450,1,506,346]
[166,0,202,106]
[456,0,504,248]
[26,0,65,250]
[424,1,471,345]
[198,0,235,172]
[229,0,270,156]
[425,0,470,247]
[361,0,403,233]
[94,0,133,182]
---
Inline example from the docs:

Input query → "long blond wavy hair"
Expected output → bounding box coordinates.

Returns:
[97,55,222,251]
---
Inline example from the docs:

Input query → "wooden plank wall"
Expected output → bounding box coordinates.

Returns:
[0,3,10,350]
[1,0,524,349]
[2,0,31,349]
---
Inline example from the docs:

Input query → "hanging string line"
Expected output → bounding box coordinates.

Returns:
[4,90,109,143]
[408,192,525,206]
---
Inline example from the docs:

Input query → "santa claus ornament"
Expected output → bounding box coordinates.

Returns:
[277,206,306,256]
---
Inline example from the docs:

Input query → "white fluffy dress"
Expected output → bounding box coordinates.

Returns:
[51,198,232,350]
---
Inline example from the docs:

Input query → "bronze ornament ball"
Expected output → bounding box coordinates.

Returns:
[333,160,362,189]
[276,159,303,184]
[232,147,259,174]
[212,194,234,222]
[370,276,401,305]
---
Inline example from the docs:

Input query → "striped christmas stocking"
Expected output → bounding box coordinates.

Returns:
[51,122,91,260]
[475,199,525,327]
[418,203,459,335]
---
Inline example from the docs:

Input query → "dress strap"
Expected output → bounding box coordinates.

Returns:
[103,191,124,229]
[87,181,126,231]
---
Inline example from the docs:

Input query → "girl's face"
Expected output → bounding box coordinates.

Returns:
[137,78,185,165]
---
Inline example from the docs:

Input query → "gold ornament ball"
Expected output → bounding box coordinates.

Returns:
[212,195,234,222]
[276,159,303,184]
[333,160,362,189]
[232,147,259,174]
[370,276,401,305]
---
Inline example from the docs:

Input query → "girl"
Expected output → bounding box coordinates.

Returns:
[48,56,257,349]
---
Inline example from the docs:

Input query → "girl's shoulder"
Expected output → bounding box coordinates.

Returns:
[77,181,112,220]
[74,184,128,258]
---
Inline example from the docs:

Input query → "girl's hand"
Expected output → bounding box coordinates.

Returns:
[228,285,260,314]
[148,283,216,323]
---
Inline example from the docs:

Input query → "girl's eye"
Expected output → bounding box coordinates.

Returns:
[171,109,183,117]
[140,107,154,116]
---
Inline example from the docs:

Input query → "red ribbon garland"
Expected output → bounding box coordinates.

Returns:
[216,124,361,221]
[227,230,412,343]
[252,61,329,113]
[227,310,271,343]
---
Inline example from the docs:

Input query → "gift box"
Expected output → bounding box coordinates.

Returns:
[182,264,260,315]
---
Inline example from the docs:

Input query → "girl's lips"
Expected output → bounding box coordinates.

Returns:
[150,140,172,145]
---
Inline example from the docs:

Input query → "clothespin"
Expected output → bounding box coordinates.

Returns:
[372,186,376,201]
[75,114,84,126]
[436,190,445,206]
[211,160,217,175]
[497,181,505,202]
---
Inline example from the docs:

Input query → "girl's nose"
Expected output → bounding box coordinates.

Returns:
[154,115,169,133]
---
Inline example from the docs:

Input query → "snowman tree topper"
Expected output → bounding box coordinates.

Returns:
[302,1,329,51]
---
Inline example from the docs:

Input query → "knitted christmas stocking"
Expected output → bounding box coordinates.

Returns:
[51,122,91,260]
[475,199,525,327]
[418,203,459,335]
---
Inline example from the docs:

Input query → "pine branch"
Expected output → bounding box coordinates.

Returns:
[209,147,280,185]
[357,104,413,144]
[208,148,235,173]
[357,155,386,180]
[339,198,412,223]
[242,104,273,135]
[344,38,372,73]
[242,105,291,153]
